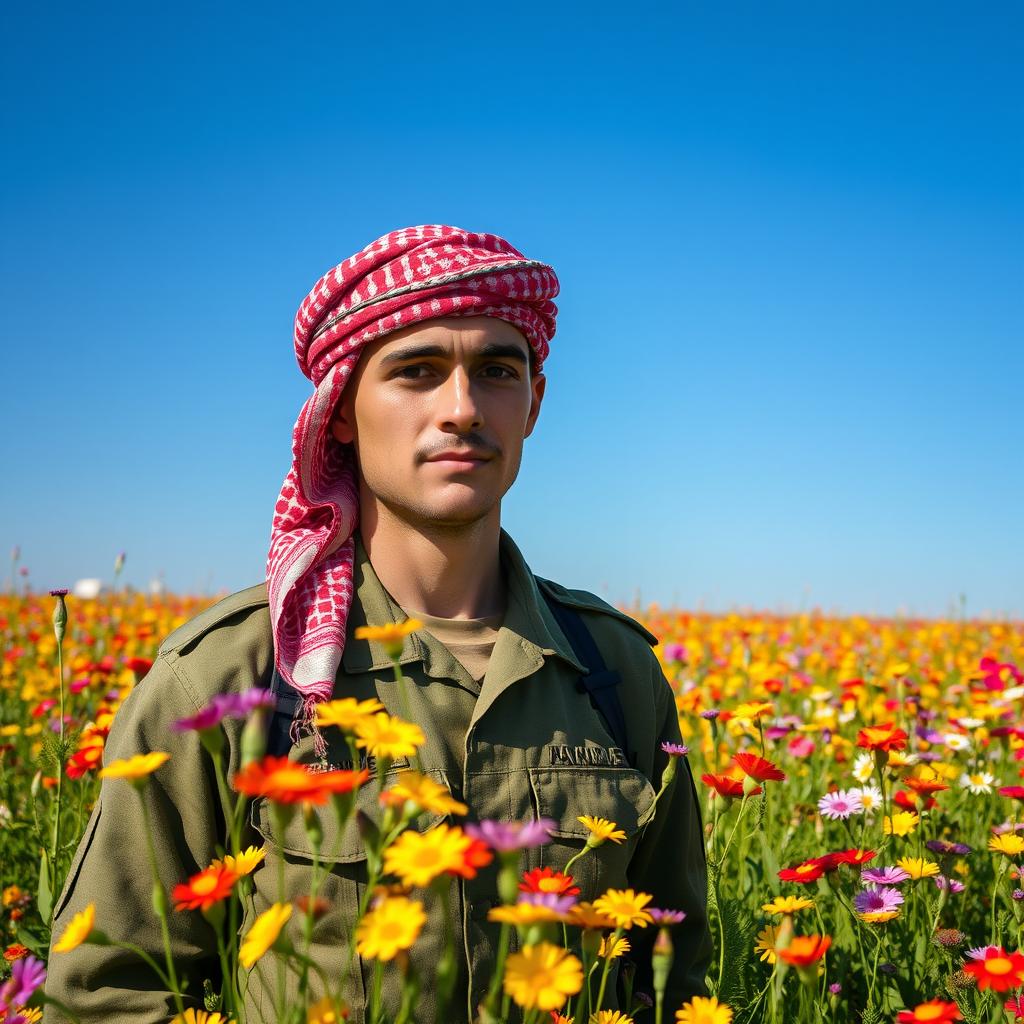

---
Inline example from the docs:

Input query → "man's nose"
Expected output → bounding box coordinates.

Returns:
[437,366,483,432]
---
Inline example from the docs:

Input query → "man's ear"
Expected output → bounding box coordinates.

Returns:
[330,399,355,444]
[523,371,546,438]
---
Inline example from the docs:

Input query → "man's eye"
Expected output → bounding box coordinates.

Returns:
[396,365,430,380]
[482,365,518,380]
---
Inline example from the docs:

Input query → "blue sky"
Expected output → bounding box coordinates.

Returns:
[1,2,1021,617]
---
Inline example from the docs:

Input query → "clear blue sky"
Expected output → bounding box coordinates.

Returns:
[1,2,1021,618]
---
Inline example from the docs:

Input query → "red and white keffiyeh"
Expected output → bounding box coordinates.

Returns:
[267,224,559,729]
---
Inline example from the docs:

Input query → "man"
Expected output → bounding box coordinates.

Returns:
[45,225,711,1023]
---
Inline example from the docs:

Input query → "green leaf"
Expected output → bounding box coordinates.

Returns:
[37,847,53,923]
[16,927,45,955]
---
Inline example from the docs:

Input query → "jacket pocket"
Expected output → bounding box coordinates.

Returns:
[52,799,102,922]
[527,765,656,901]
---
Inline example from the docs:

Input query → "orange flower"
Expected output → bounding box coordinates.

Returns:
[520,868,581,898]
[733,752,786,783]
[778,860,825,884]
[896,1001,962,1023]
[856,723,908,752]
[904,776,949,798]
[778,934,831,967]
[701,773,761,799]
[172,863,238,911]
[448,837,494,879]
[233,757,369,805]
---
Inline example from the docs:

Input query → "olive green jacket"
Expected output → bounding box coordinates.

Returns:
[44,530,711,1024]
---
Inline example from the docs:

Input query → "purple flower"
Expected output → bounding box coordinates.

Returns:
[227,688,277,716]
[818,790,863,821]
[828,983,842,995]
[0,954,46,1009]
[934,875,965,894]
[1013,889,1024,901]
[854,885,904,915]
[48,588,69,597]
[926,839,972,857]
[861,866,910,885]
[465,818,555,853]
[764,725,793,741]
[700,709,721,721]
[649,908,686,925]
[966,944,1001,961]
[661,742,689,758]
[173,689,277,732]
[663,643,688,663]
[518,891,577,913]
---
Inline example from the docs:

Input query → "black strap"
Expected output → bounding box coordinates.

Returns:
[539,588,633,767]
[263,668,302,757]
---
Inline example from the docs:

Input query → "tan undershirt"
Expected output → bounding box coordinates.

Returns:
[402,608,504,695]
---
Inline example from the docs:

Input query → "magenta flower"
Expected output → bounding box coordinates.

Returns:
[853,885,904,915]
[465,818,555,852]
[173,689,276,732]
[0,954,46,1012]
[518,891,577,913]
[660,741,690,758]
[934,875,965,894]
[818,790,863,821]
[663,642,688,663]
[861,866,910,885]
[965,944,1001,961]
[649,908,687,925]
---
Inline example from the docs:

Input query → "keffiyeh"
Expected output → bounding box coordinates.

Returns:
[267,224,559,734]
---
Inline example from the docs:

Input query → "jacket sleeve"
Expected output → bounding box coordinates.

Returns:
[625,657,713,1009]
[43,653,225,1024]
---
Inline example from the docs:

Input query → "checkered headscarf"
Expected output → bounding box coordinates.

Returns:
[267,225,559,730]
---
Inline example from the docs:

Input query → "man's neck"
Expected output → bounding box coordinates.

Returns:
[357,503,507,620]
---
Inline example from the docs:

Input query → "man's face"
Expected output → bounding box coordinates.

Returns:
[330,316,546,529]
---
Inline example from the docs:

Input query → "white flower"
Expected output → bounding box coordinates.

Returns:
[960,771,995,795]
[957,717,985,730]
[853,752,875,783]
[943,733,971,752]
[1002,686,1024,702]
[849,785,883,814]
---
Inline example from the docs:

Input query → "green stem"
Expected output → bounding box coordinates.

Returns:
[593,926,622,1011]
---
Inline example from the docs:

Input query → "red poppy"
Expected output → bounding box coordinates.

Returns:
[856,723,908,752]
[733,752,786,783]
[701,773,761,798]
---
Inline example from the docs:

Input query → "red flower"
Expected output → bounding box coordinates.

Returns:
[701,773,761,798]
[963,947,1024,991]
[896,1000,962,1023]
[905,777,949,797]
[520,867,581,898]
[999,786,1024,801]
[172,864,238,911]
[856,723,908,752]
[126,657,153,676]
[3,944,29,962]
[778,860,825,884]
[233,757,369,805]
[819,848,876,870]
[448,837,493,880]
[733,752,786,783]
[779,934,831,967]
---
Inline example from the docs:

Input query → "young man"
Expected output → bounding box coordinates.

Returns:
[45,226,711,1023]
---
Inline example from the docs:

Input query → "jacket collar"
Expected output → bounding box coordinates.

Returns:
[340,529,585,677]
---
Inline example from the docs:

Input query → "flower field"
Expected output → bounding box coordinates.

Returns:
[1,587,1023,1024]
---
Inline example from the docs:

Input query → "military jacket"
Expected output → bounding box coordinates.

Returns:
[44,530,711,1023]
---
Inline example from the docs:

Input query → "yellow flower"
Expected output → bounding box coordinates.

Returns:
[240,902,292,969]
[578,815,627,846]
[592,889,653,929]
[214,845,267,876]
[380,771,468,817]
[99,751,170,782]
[171,1011,232,1024]
[859,910,900,923]
[489,902,567,925]
[988,833,1024,856]
[598,935,631,959]
[355,712,425,762]
[315,696,386,732]
[895,857,940,880]
[53,903,95,952]
[731,702,775,722]
[383,823,471,888]
[0,724,20,737]
[753,924,778,964]
[306,996,346,1024]
[354,619,423,657]
[503,941,583,1011]
[761,895,813,915]
[16,1011,43,1024]
[675,995,734,1024]
[355,895,426,960]
[883,811,920,838]
[592,1013,634,1024]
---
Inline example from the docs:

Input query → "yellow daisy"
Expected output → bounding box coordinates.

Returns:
[731,702,775,722]
[502,941,583,1011]
[214,845,267,876]
[753,924,778,964]
[859,910,900,923]
[761,895,813,915]
[314,696,386,732]
[383,823,471,888]
[53,903,95,953]
[99,751,170,782]
[239,902,292,969]
[598,935,632,959]
[894,857,940,880]
[380,771,468,817]
[883,811,920,838]
[675,995,734,1024]
[355,895,426,960]
[354,619,423,658]
[988,833,1024,856]
[578,815,627,846]
[171,1011,232,1024]
[355,712,425,762]
[592,1012,635,1024]
[592,889,653,929]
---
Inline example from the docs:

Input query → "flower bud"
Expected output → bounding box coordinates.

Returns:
[49,589,69,644]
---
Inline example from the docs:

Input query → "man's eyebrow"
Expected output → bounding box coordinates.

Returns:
[378,342,529,366]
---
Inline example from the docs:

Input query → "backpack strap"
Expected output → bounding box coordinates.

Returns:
[263,667,303,757]
[539,589,634,767]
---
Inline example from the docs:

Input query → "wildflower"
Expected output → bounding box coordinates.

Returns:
[99,752,170,783]
[355,895,426,960]
[999,786,1024,801]
[502,941,583,1011]
[592,889,653,929]
[701,773,760,799]
[1006,995,1024,1021]
[932,929,966,948]
[171,1012,232,1024]
[961,946,1024,991]
[754,924,778,963]
[895,1000,962,1022]
[379,771,468,817]
[383,823,474,888]
[233,757,369,805]
[564,902,617,930]
[762,895,813,915]
[778,934,831,967]
[0,954,46,1009]
[52,903,95,952]
[354,619,423,658]
[354,712,426,761]
[520,868,581,898]
[989,834,1024,857]
[856,723,908,752]
[3,944,29,962]
[853,885,904,919]
[733,752,786,783]
[598,935,631,960]
[861,866,910,885]
[961,771,995,795]
[306,996,347,1024]
[700,709,721,721]
[884,812,920,838]
[895,857,940,880]
[905,776,949,799]
[675,994,733,1023]
[449,836,493,879]
[925,839,972,857]
[778,860,825,884]
[661,741,690,757]
[314,696,386,732]
[818,790,863,820]
[934,876,965,893]
[731,702,775,722]
[215,845,267,876]
[465,818,555,852]
[649,908,687,925]
[578,816,627,846]
[942,733,971,752]
[489,902,569,926]
[852,753,875,783]
[239,903,293,969]
[172,864,239,912]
